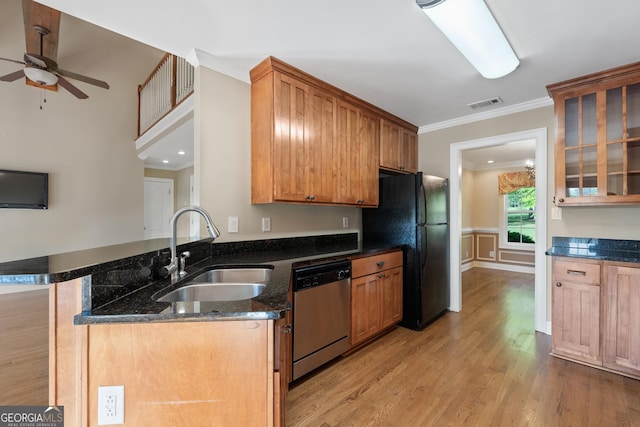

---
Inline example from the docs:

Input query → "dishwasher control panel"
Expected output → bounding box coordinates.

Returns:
[293,259,351,291]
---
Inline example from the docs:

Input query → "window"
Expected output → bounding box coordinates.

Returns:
[503,187,535,247]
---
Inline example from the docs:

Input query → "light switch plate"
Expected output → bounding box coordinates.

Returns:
[551,206,562,220]
[262,217,271,232]
[228,216,239,233]
[342,217,349,228]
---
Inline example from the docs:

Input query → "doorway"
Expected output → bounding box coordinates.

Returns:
[449,128,549,333]
[144,177,174,239]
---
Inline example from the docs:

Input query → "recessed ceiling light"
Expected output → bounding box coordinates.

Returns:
[178,151,186,155]
[487,160,494,164]
[162,160,169,164]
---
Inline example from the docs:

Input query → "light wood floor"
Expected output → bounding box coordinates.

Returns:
[0,289,48,405]
[286,268,640,426]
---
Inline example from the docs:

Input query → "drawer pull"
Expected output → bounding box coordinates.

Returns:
[556,282,562,287]
[567,269,586,276]
[376,261,385,267]
[378,273,385,279]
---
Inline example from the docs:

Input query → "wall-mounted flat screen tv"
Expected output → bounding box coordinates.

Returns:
[0,169,49,209]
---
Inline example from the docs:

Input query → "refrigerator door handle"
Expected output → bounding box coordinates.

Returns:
[418,182,428,226]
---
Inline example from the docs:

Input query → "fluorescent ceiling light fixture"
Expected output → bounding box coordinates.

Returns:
[162,160,169,164]
[24,67,58,85]
[417,0,519,79]
[178,150,186,155]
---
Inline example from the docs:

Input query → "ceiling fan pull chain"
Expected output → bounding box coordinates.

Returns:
[40,89,47,110]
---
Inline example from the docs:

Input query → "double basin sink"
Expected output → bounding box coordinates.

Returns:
[152,265,273,303]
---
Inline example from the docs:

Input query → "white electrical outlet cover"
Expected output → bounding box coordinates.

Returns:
[262,217,271,232]
[98,385,124,425]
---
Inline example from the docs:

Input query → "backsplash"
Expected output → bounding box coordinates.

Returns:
[90,233,359,310]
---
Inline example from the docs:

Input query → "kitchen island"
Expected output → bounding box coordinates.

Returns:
[0,233,399,426]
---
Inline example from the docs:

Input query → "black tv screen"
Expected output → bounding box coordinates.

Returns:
[0,169,49,209]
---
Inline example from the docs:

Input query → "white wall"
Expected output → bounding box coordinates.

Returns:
[194,67,361,242]
[0,1,163,262]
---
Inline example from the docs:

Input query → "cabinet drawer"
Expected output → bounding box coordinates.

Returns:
[554,259,601,285]
[352,251,402,278]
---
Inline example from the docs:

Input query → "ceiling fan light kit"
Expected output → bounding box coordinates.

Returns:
[417,0,519,79]
[24,67,58,85]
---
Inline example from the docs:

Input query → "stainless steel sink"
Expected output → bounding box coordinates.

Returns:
[189,266,272,284]
[155,282,266,302]
[152,265,273,302]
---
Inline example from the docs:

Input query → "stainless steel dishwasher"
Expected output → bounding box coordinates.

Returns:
[292,258,351,381]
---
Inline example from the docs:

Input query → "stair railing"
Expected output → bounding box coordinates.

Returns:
[138,53,194,137]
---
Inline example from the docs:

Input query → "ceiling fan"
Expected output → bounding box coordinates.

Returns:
[0,0,109,99]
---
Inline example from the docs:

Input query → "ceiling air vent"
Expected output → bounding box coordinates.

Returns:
[467,97,503,109]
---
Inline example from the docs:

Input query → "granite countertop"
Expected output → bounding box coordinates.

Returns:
[0,237,204,285]
[0,233,401,325]
[546,237,640,263]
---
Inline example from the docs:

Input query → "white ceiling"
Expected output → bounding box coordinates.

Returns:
[7,0,640,168]
[462,138,536,170]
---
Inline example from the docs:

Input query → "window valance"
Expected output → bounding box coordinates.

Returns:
[498,171,535,195]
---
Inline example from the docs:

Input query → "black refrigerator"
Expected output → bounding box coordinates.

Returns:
[362,172,449,330]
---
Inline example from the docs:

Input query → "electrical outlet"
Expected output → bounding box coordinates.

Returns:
[489,250,495,258]
[228,216,239,233]
[342,217,349,228]
[98,385,124,425]
[262,217,271,232]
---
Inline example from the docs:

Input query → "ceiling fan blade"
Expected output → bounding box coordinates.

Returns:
[0,57,26,65]
[0,70,26,82]
[24,53,48,69]
[22,0,60,61]
[56,75,88,99]
[56,68,110,89]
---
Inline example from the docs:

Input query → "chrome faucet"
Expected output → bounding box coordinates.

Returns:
[163,206,221,278]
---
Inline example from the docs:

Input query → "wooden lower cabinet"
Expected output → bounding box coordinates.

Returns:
[381,266,403,329]
[551,275,601,364]
[350,250,403,347]
[551,257,640,379]
[604,264,640,376]
[86,321,279,426]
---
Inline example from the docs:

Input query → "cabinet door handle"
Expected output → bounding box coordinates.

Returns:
[282,324,292,334]
[556,282,562,287]
[567,269,586,276]
[378,273,385,279]
[376,261,385,267]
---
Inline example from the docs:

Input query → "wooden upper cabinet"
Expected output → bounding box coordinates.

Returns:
[250,56,418,207]
[335,101,379,206]
[256,72,335,204]
[401,128,418,173]
[380,119,418,174]
[547,62,640,206]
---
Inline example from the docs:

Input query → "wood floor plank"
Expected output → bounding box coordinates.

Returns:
[0,289,48,405]
[286,268,640,426]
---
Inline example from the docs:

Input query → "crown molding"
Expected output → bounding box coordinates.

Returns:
[418,97,553,134]
[186,49,250,84]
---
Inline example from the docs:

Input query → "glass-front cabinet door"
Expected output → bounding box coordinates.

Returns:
[548,63,640,206]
